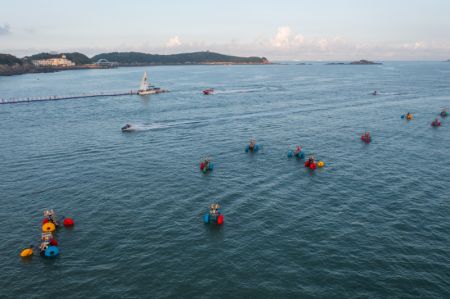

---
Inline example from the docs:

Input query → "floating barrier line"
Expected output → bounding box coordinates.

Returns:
[0,91,137,105]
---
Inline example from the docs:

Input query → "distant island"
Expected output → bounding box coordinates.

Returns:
[0,51,270,76]
[92,51,269,66]
[326,60,382,65]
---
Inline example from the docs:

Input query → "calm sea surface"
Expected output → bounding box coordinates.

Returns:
[0,63,449,298]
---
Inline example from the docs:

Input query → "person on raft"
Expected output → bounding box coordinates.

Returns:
[249,139,256,150]
[44,209,58,225]
[203,157,210,169]
[39,240,49,256]
[209,203,220,215]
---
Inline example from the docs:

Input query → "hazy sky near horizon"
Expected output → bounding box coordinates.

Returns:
[1,0,450,60]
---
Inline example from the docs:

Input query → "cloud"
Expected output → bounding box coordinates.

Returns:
[401,41,425,50]
[271,26,292,48]
[4,26,450,61]
[166,36,181,48]
[293,34,305,45]
[0,24,11,36]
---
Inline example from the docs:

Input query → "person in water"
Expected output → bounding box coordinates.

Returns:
[294,145,302,156]
[372,91,378,95]
[209,203,220,215]
[249,139,256,150]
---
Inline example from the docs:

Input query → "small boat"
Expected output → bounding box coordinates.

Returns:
[121,124,133,132]
[137,71,167,95]
[203,88,214,95]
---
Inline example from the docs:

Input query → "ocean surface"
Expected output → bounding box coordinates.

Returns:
[0,62,449,298]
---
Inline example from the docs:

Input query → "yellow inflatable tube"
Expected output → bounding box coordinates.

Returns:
[42,222,56,233]
[20,248,33,257]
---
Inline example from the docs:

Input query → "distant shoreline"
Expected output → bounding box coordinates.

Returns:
[0,51,270,76]
[0,62,271,77]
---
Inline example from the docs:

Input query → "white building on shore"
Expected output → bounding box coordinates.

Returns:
[32,55,75,67]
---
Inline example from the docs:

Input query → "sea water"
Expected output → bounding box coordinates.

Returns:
[0,62,449,298]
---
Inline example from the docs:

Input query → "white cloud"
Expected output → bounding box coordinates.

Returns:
[5,27,450,61]
[271,26,292,48]
[166,36,181,48]
[293,34,305,45]
[317,38,329,51]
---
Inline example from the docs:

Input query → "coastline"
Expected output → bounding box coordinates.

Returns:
[0,61,271,77]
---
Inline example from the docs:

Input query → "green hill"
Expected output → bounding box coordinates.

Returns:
[91,51,269,65]
[0,54,22,66]
[0,51,269,76]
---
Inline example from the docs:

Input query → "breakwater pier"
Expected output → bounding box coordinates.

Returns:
[0,90,137,105]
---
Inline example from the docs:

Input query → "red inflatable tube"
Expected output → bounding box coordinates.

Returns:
[310,162,317,170]
[217,214,224,225]
[63,218,75,227]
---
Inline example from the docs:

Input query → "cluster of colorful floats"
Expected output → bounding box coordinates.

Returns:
[203,203,224,225]
[400,109,447,127]
[287,145,305,159]
[287,146,325,170]
[20,210,74,259]
[199,157,214,173]
[304,155,324,170]
[431,108,448,127]
[198,107,446,225]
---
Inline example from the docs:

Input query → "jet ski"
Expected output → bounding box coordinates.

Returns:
[121,124,134,132]
[203,88,214,95]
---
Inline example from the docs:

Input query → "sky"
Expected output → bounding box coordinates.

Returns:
[1,0,450,60]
